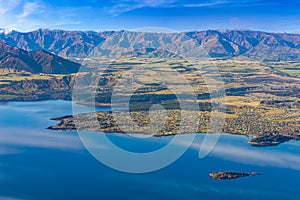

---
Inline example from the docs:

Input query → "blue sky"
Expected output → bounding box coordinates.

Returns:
[0,0,299,32]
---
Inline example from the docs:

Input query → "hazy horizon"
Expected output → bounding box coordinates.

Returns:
[0,0,299,33]
[1,27,299,35]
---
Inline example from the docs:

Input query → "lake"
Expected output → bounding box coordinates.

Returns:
[0,101,300,199]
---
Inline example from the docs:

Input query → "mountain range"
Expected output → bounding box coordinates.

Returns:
[0,41,80,74]
[0,29,299,61]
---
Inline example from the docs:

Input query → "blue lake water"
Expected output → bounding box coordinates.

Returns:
[0,100,300,199]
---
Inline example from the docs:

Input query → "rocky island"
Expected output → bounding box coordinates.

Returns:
[209,172,261,180]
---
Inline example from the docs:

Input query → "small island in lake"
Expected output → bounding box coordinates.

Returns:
[209,172,261,180]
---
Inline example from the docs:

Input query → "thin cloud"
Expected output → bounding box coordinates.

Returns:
[0,127,83,150]
[108,0,178,16]
[175,134,300,171]
[0,0,21,15]
[170,0,278,8]
[0,197,23,200]
[107,0,272,16]
[17,1,41,19]
[0,0,85,32]
[173,0,231,8]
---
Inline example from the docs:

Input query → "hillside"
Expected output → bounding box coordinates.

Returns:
[0,41,80,74]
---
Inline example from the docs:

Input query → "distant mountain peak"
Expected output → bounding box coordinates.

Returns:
[0,28,13,35]
[0,29,299,61]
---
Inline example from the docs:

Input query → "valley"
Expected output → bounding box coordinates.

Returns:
[47,57,300,147]
[1,29,300,147]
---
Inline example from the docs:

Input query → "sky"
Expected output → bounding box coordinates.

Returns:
[0,0,299,33]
